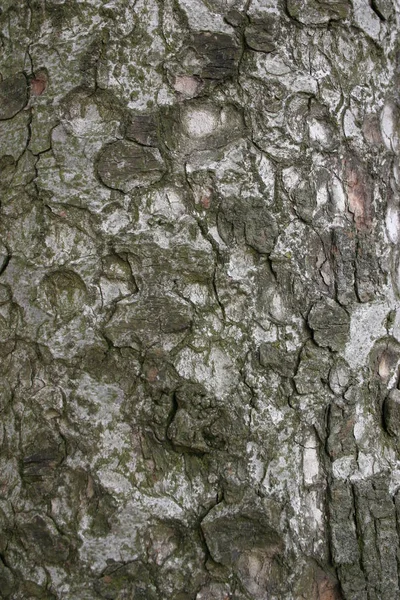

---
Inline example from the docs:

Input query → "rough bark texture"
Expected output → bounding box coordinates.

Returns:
[1,0,400,599]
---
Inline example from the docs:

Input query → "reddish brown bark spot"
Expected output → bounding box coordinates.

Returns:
[313,570,343,600]
[147,367,159,382]
[344,158,373,231]
[86,475,95,499]
[377,346,398,381]
[200,195,211,209]
[30,72,47,96]
[173,75,202,97]
[317,576,342,600]
[362,113,383,146]
[196,187,212,209]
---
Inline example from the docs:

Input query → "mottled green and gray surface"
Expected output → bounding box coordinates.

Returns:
[1,0,400,598]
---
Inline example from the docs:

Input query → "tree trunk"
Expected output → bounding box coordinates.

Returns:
[1,0,400,598]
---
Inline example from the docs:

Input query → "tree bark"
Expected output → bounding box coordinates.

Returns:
[1,1,400,598]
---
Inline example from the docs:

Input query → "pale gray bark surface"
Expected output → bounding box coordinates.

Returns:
[1,0,400,598]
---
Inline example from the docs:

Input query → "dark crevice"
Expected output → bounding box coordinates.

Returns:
[370,0,386,21]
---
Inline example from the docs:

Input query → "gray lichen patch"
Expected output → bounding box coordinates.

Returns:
[166,382,237,454]
[28,103,58,156]
[104,294,193,350]
[218,195,278,254]
[18,513,71,566]
[97,140,166,192]
[286,0,351,24]
[124,113,159,146]
[308,298,350,352]
[201,500,283,567]
[244,20,277,53]
[0,110,31,160]
[201,498,286,598]
[0,73,28,120]
[183,31,241,81]
[39,270,88,321]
